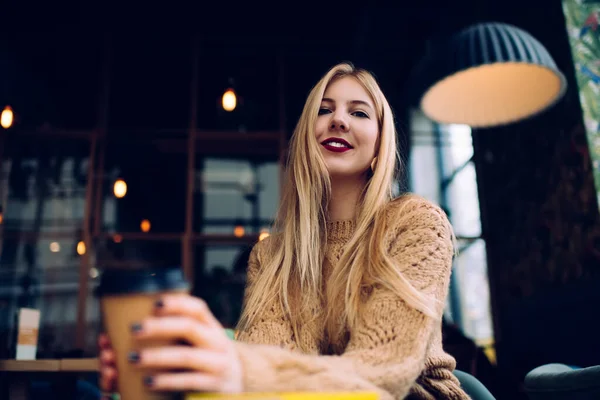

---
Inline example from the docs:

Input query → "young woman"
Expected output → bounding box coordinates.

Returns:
[99,62,470,399]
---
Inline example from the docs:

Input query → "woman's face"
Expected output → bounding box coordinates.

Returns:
[314,76,379,180]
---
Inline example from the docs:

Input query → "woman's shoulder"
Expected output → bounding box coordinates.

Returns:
[381,194,455,289]
[248,233,282,265]
[383,193,450,227]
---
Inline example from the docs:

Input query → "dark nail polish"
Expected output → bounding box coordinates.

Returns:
[143,375,154,387]
[131,323,143,334]
[154,299,164,309]
[127,351,140,363]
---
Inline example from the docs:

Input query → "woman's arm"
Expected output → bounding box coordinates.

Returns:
[235,199,466,400]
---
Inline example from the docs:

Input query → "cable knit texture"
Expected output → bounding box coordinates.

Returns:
[235,195,471,400]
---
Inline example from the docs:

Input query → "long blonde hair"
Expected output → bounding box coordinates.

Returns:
[237,62,437,351]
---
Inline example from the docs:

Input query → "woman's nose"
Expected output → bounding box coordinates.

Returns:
[329,114,349,132]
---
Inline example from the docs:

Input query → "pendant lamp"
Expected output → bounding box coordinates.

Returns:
[419,22,567,128]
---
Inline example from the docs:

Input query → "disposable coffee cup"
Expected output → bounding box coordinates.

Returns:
[97,266,191,400]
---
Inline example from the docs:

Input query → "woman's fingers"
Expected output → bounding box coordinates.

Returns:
[100,365,118,392]
[132,316,227,349]
[154,295,222,329]
[99,349,116,366]
[130,346,228,374]
[98,333,111,350]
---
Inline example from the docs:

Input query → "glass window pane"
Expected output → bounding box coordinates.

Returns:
[1,135,90,233]
[447,162,482,238]
[194,243,254,328]
[440,124,474,171]
[0,135,90,358]
[95,237,181,269]
[408,109,441,203]
[100,135,188,233]
[0,237,89,358]
[196,159,279,235]
[454,239,494,342]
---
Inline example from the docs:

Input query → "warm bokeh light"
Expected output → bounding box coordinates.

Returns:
[89,267,99,279]
[76,241,86,255]
[0,213,3,224]
[222,89,237,112]
[259,229,270,241]
[233,225,245,237]
[50,242,60,252]
[1,106,14,129]
[113,234,123,243]
[113,179,127,198]
[140,219,151,232]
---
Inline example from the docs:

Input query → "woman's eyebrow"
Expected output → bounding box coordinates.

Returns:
[321,98,374,110]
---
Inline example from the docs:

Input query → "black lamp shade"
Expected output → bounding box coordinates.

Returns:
[420,22,567,127]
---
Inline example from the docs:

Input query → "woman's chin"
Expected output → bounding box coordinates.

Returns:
[327,168,370,181]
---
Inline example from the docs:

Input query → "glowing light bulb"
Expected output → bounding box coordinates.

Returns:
[113,179,127,198]
[222,89,237,112]
[140,219,151,232]
[233,225,245,238]
[1,106,14,129]
[77,241,86,255]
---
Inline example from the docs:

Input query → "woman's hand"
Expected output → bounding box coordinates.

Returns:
[98,333,118,392]
[128,295,243,393]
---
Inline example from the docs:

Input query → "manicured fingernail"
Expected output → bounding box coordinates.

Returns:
[154,299,164,309]
[127,351,140,363]
[143,375,154,387]
[131,323,143,334]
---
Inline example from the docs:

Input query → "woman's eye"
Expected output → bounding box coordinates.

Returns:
[318,108,331,116]
[352,111,369,118]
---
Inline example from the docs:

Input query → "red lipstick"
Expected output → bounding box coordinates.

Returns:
[321,138,353,153]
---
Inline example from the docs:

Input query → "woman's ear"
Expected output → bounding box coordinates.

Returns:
[370,157,378,173]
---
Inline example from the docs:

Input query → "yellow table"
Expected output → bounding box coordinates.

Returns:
[186,393,378,400]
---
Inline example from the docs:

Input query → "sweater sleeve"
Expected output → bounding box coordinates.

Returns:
[235,199,464,399]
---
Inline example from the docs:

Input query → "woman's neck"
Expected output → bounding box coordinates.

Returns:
[328,176,367,221]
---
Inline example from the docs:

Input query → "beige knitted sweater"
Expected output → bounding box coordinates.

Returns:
[234,195,470,400]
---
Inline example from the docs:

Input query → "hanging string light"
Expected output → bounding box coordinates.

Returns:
[113,179,127,198]
[1,106,14,129]
[233,224,245,238]
[76,241,86,255]
[222,88,237,112]
[140,219,151,233]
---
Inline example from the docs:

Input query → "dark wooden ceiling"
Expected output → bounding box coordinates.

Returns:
[1,0,565,139]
